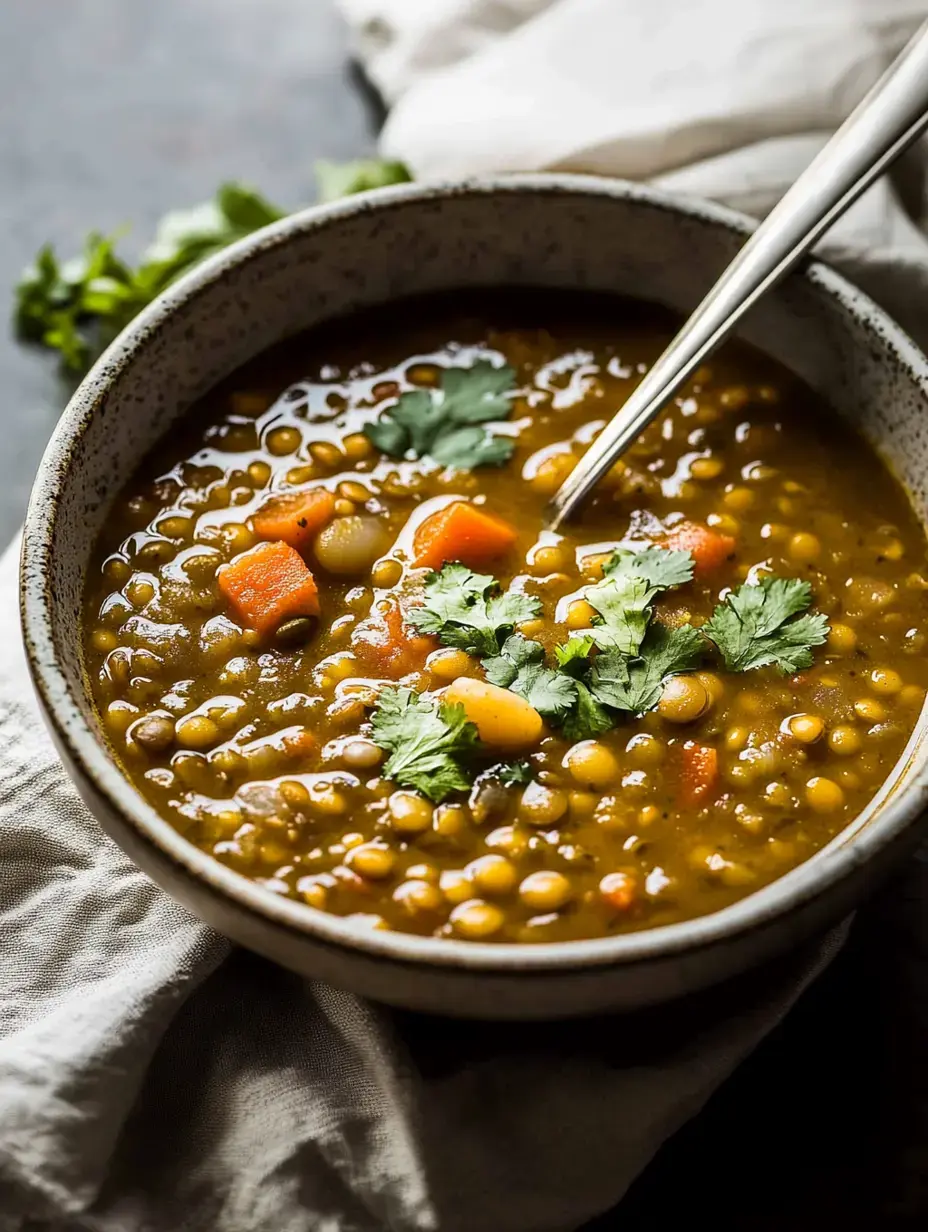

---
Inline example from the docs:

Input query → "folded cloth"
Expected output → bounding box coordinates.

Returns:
[3,1,928,1228]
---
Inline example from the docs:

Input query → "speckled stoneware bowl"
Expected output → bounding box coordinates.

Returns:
[21,176,928,1019]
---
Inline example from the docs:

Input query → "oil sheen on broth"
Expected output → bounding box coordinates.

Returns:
[83,292,928,943]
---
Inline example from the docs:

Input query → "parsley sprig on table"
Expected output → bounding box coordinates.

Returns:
[407,564,540,657]
[14,159,411,373]
[364,360,517,471]
[370,686,479,802]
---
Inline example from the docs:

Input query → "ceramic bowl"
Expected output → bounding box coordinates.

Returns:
[21,176,928,1019]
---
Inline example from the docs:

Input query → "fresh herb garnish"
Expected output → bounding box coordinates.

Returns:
[703,577,830,674]
[408,564,540,657]
[315,158,411,201]
[605,545,696,590]
[364,360,516,470]
[373,556,831,800]
[15,184,285,373]
[491,760,535,787]
[583,546,695,655]
[370,685,479,802]
[590,623,705,714]
[559,680,615,740]
[483,634,578,720]
[14,159,411,374]
[554,635,597,675]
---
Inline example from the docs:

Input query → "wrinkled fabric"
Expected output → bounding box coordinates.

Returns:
[5,0,928,1227]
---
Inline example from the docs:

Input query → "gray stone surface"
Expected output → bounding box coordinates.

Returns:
[0,0,376,535]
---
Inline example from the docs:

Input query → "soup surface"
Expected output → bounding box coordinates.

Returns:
[84,291,928,943]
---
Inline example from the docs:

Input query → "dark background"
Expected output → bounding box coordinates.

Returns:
[3,1,926,1226]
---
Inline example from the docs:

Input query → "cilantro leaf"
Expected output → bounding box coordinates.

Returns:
[440,361,514,423]
[581,545,695,656]
[492,760,535,787]
[364,360,516,471]
[703,577,830,673]
[590,624,704,714]
[314,158,411,202]
[430,426,515,469]
[584,573,655,655]
[559,681,614,741]
[483,635,578,720]
[554,636,596,677]
[370,686,479,802]
[363,417,409,458]
[408,564,540,657]
[483,633,543,686]
[389,388,447,456]
[604,545,694,589]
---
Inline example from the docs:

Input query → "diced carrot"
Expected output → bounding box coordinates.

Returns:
[252,488,336,553]
[599,871,638,913]
[678,741,719,807]
[412,501,518,571]
[351,598,436,679]
[663,520,736,577]
[278,727,317,760]
[218,540,319,637]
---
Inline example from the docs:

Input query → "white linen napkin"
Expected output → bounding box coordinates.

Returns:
[4,1,928,1227]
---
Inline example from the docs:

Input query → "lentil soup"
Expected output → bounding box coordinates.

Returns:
[83,291,928,943]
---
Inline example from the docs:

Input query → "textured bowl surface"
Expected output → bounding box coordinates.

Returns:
[21,176,928,1018]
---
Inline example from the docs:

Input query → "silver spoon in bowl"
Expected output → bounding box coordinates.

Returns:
[548,18,928,530]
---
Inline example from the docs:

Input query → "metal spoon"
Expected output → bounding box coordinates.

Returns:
[549,18,928,529]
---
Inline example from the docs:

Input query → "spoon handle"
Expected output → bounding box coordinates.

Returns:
[549,18,928,529]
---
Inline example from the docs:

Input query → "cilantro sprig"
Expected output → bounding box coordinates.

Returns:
[408,564,540,657]
[484,635,578,720]
[590,624,705,714]
[583,546,695,655]
[369,550,831,800]
[14,159,411,374]
[703,576,829,673]
[364,360,517,470]
[370,686,479,802]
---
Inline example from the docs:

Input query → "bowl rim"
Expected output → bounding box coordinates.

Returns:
[21,172,928,975]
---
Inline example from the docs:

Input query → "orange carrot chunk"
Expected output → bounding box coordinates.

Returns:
[412,501,518,571]
[252,488,336,553]
[351,598,436,679]
[218,540,319,637]
[664,520,736,577]
[678,741,719,807]
[599,871,639,914]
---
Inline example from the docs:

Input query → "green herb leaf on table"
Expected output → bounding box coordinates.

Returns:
[314,158,411,202]
[15,160,410,374]
[370,685,479,803]
[590,623,705,715]
[407,564,540,658]
[703,577,830,673]
[363,360,517,470]
[483,635,578,720]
